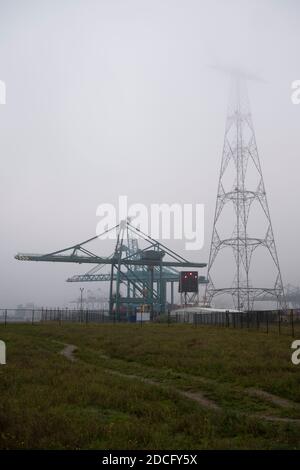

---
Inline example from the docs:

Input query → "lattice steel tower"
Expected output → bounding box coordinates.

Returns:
[205,73,285,311]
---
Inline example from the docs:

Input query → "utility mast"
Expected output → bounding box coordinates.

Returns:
[205,73,285,311]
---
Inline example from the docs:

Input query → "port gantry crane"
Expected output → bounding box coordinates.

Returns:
[15,220,207,317]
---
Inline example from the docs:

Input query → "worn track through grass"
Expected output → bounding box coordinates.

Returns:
[1,323,300,449]
[60,344,77,362]
[60,342,300,425]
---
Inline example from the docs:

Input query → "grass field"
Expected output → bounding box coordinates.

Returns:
[0,322,300,449]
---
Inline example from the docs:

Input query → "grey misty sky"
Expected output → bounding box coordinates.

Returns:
[0,0,299,307]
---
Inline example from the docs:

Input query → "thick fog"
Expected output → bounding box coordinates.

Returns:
[0,0,299,308]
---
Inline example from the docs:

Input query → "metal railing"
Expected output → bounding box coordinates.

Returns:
[188,309,300,336]
[0,308,112,325]
[0,308,299,336]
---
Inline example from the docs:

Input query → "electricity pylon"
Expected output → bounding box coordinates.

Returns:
[205,73,286,311]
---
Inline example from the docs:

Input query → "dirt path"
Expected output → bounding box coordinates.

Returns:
[105,368,300,422]
[256,414,300,424]
[58,344,300,424]
[97,351,299,410]
[106,368,221,411]
[247,388,299,409]
[177,390,220,411]
[60,344,77,362]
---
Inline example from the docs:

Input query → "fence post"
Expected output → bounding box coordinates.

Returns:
[4,309,7,327]
[291,309,295,338]
[266,311,269,334]
[32,309,35,325]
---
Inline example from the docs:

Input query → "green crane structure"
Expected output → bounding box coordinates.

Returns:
[15,220,207,316]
